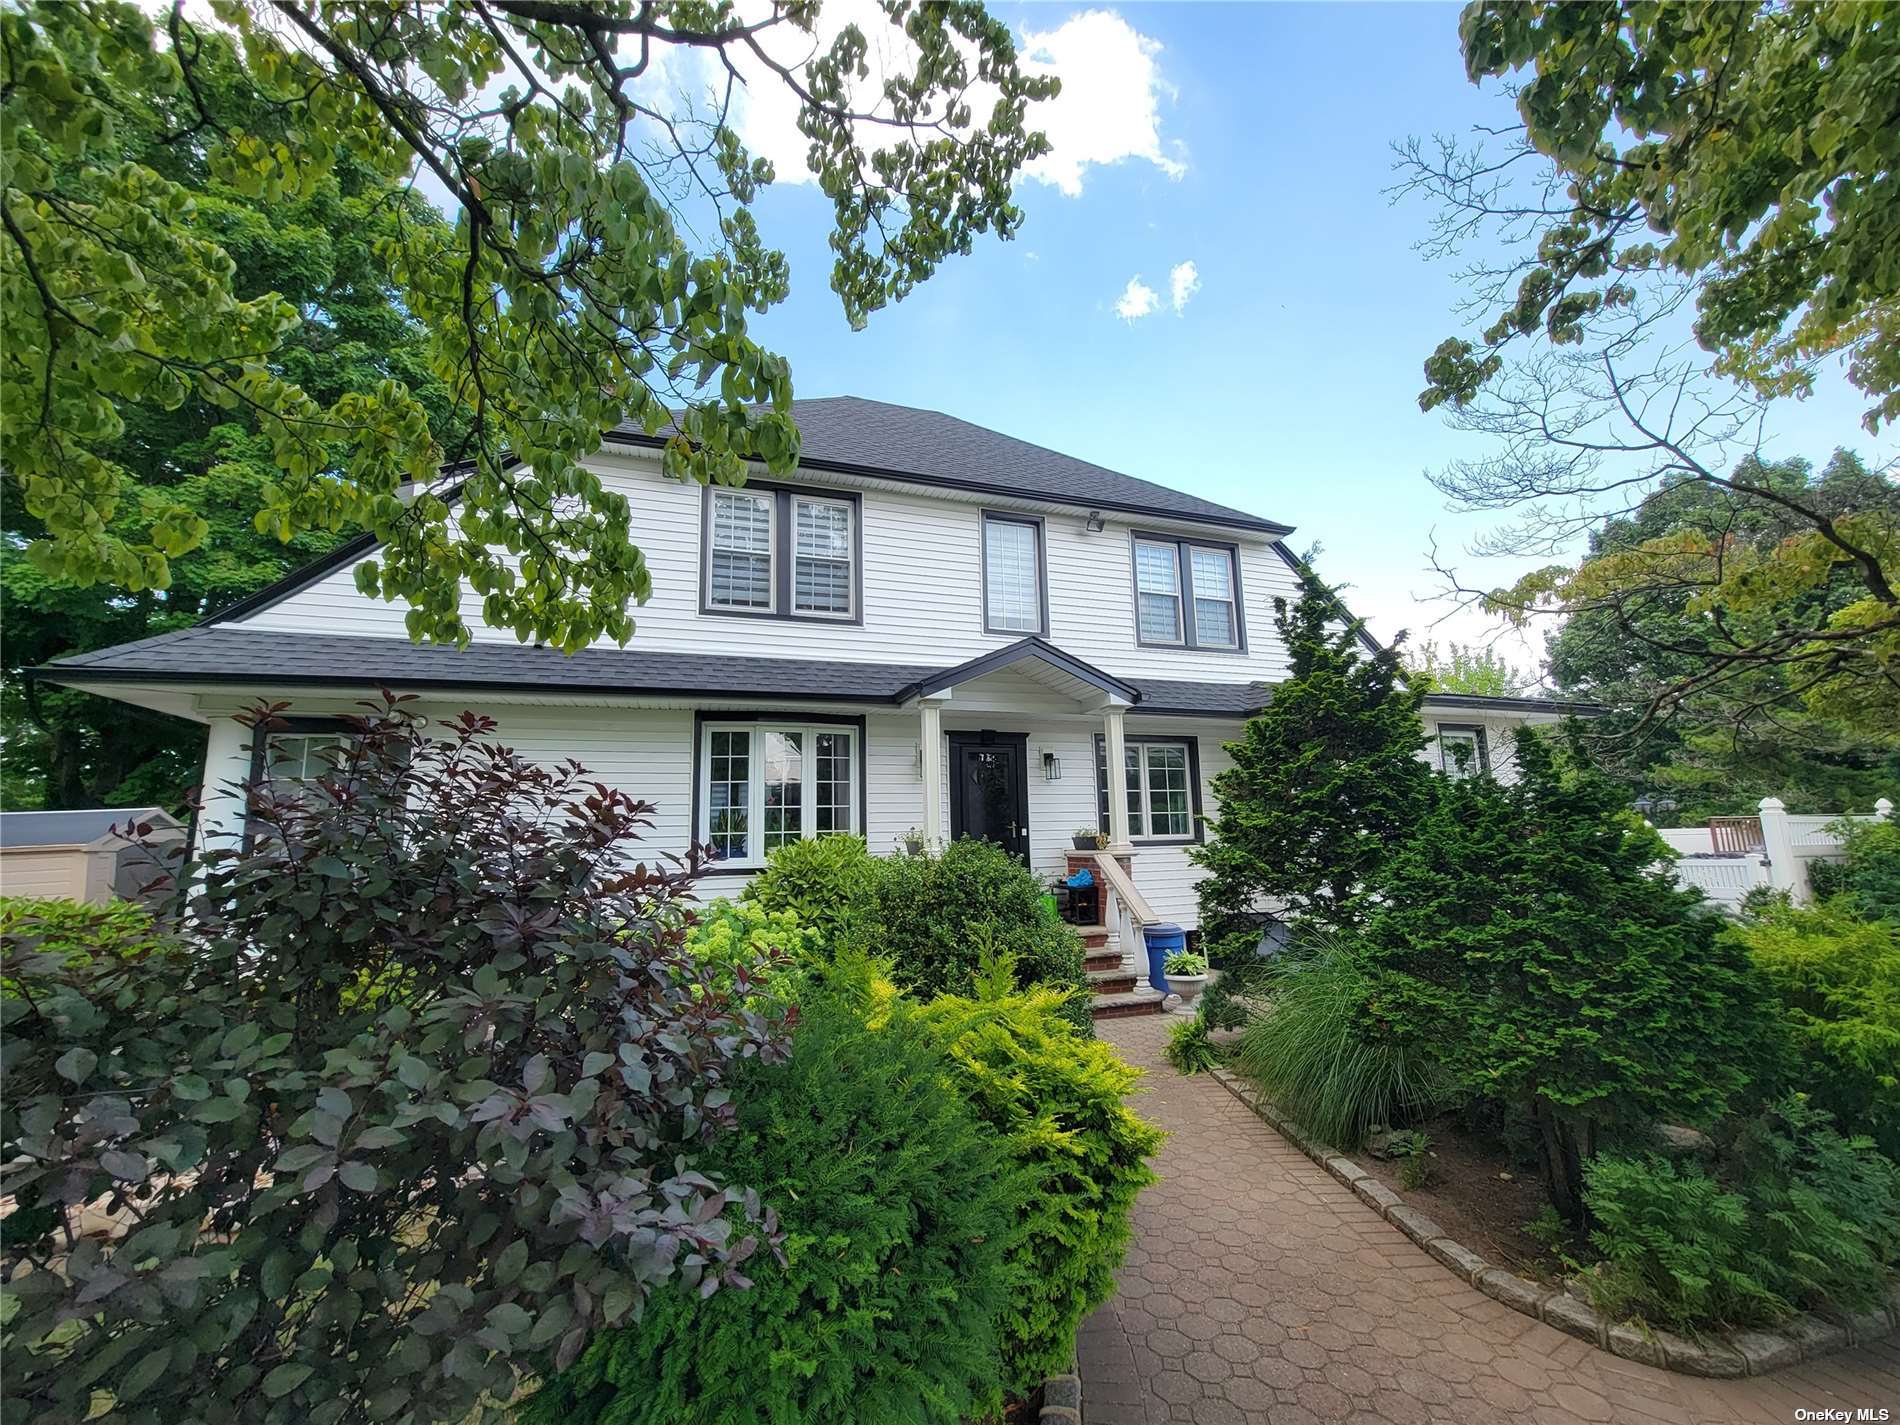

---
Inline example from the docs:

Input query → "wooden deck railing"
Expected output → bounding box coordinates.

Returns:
[1709,816,1765,854]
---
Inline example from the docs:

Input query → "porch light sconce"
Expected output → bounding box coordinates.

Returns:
[1084,510,1106,533]
[1043,751,1062,781]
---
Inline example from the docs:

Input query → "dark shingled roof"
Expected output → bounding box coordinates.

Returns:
[0,808,177,848]
[611,397,1291,534]
[38,629,1271,718]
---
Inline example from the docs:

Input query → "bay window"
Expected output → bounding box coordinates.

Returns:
[1131,533,1245,651]
[697,719,861,867]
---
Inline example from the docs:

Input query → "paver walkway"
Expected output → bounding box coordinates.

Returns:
[1082,1013,1900,1425]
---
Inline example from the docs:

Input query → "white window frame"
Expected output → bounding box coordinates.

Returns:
[697,720,861,869]
[707,489,777,613]
[1131,532,1247,653]
[1096,735,1200,843]
[791,493,856,620]
[1435,724,1489,779]
[1132,538,1184,645]
[980,511,1047,637]
[1188,546,1240,650]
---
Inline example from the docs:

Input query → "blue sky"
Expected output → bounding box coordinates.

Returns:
[707,2,1891,662]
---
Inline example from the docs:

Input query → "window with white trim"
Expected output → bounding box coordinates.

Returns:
[1133,534,1245,651]
[982,513,1044,634]
[703,484,859,621]
[793,496,854,615]
[1133,540,1182,643]
[1095,736,1199,841]
[709,490,774,610]
[699,721,859,866]
[1434,724,1489,779]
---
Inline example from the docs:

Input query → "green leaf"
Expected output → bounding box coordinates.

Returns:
[337,1161,377,1193]
[263,1362,314,1399]
[55,1047,98,1084]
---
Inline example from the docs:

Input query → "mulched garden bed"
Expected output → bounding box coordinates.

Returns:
[1344,1113,1558,1278]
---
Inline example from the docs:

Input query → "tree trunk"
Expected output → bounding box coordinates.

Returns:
[1532,1098,1587,1227]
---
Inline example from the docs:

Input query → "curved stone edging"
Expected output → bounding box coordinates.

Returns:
[1037,1360,1081,1423]
[1206,1065,1900,1379]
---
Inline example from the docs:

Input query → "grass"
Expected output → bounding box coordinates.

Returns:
[1229,937,1456,1149]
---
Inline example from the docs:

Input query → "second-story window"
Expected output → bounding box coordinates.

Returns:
[1132,533,1245,652]
[982,512,1047,636]
[709,490,775,610]
[702,482,859,622]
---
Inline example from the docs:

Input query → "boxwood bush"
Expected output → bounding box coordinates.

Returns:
[746,835,1091,1032]
[521,985,1023,1425]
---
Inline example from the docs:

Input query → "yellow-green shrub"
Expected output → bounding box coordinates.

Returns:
[909,971,1162,1392]
[1732,903,1900,1154]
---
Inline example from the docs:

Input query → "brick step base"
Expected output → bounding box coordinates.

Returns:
[1086,972,1138,996]
[1090,989,1166,1020]
[1083,950,1123,973]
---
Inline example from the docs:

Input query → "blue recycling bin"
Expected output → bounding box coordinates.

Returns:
[1143,922,1186,994]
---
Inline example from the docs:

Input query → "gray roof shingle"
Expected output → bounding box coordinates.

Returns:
[0,808,179,848]
[40,629,1270,717]
[614,397,1291,533]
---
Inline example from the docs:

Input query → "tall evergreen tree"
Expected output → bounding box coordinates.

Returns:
[1360,729,1774,1224]
[1193,566,1430,949]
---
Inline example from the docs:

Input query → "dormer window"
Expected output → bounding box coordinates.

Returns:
[702,482,860,623]
[1132,533,1245,652]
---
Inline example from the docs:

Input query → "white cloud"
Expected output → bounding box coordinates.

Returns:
[1115,276,1159,322]
[1018,11,1186,197]
[1169,260,1200,313]
[656,4,1182,199]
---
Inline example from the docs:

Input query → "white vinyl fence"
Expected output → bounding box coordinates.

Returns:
[1662,796,1895,913]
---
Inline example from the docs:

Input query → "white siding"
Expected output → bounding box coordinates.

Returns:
[233,450,1298,683]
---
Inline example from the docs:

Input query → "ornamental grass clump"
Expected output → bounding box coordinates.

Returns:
[2,697,792,1425]
[1230,935,1455,1149]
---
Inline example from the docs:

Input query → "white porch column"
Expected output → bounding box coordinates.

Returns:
[1103,704,1132,853]
[1759,796,1802,902]
[195,714,253,858]
[919,700,946,849]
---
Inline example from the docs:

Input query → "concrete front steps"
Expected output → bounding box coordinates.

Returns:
[1075,924,1165,1020]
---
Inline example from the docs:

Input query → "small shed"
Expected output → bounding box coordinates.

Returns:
[0,808,185,905]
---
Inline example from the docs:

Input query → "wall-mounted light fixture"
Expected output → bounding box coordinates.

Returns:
[1084,511,1106,533]
[1043,750,1062,781]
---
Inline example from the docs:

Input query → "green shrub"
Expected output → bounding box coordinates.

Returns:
[523,986,1022,1425]
[1165,1014,1223,1075]
[1196,950,1274,1032]
[2,701,789,1425]
[1732,902,1900,1155]
[910,977,1162,1393]
[1583,1154,1785,1329]
[685,897,817,1008]
[1811,816,1900,921]
[1163,950,1207,976]
[1733,1095,1900,1314]
[0,896,163,968]
[740,834,877,946]
[870,838,1090,1033]
[1231,937,1456,1148]
[1360,729,1774,1222]
[1585,1096,1900,1329]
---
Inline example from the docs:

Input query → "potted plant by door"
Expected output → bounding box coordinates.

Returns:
[1072,828,1108,852]
[1163,950,1210,1008]
[899,828,925,856]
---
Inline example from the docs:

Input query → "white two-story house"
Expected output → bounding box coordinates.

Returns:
[36,398,1577,999]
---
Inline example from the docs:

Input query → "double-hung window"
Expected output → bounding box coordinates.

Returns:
[703,483,859,621]
[245,718,367,846]
[1434,724,1489,779]
[698,720,860,868]
[982,512,1046,635]
[1094,736,1201,842]
[1131,534,1244,651]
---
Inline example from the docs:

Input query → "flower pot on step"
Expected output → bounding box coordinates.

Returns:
[1164,972,1208,1008]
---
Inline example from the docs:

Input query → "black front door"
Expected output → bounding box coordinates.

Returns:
[948,732,1030,863]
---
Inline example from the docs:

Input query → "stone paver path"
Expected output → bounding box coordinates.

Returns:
[1082,1013,1900,1425]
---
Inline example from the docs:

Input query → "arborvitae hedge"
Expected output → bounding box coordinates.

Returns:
[1360,728,1775,1223]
